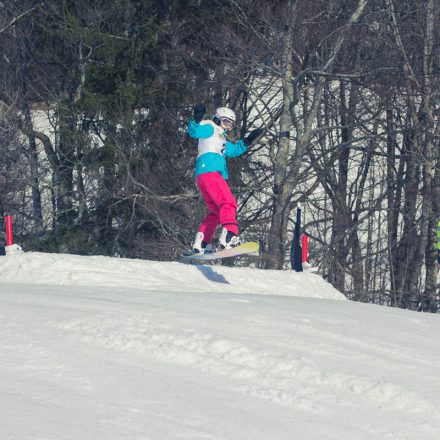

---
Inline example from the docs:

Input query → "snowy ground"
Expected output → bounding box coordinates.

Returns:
[1,252,439,440]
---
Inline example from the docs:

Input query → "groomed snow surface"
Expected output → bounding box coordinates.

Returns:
[1,252,439,440]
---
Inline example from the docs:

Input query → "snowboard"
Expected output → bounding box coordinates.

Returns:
[182,241,259,261]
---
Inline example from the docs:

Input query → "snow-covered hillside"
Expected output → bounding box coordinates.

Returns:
[0,252,344,299]
[1,252,439,440]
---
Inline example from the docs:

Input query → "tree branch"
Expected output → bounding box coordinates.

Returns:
[0,5,39,34]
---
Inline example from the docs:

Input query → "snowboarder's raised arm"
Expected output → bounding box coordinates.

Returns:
[225,128,264,158]
[187,119,214,139]
[187,104,214,139]
[224,139,247,158]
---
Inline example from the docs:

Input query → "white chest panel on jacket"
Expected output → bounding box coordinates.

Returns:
[197,120,226,158]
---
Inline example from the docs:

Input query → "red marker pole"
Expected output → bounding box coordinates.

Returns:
[301,234,308,263]
[5,215,13,246]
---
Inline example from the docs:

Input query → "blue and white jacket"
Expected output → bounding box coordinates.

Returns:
[187,118,247,180]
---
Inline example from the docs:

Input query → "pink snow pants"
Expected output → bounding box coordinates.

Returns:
[196,172,238,243]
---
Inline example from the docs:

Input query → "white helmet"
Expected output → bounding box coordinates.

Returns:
[215,107,236,130]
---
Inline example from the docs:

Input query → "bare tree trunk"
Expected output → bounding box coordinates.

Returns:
[264,0,296,269]
[96,128,116,246]
[419,0,437,311]
[56,102,76,228]
[23,104,44,235]
[385,106,400,303]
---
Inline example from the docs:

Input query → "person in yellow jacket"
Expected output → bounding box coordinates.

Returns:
[437,220,440,265]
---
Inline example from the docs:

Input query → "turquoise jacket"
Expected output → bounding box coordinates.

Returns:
[187,119,247,180]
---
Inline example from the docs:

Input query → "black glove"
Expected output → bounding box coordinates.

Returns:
[193,104,206,123]
[243,128,264,147]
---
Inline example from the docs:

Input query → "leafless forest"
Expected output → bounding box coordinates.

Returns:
[0,0,439,311]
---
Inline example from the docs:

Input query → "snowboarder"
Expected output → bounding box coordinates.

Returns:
[187,104,263,254]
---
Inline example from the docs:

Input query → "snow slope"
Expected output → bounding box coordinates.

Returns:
[0,252,344,299]
[1,252,439,440]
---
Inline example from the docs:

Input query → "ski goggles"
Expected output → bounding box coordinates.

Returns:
[220,117,235,130]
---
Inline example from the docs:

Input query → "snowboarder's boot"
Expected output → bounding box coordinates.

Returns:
[218,227,241,250]
[192,232,214,254]
[192,232,207,254]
